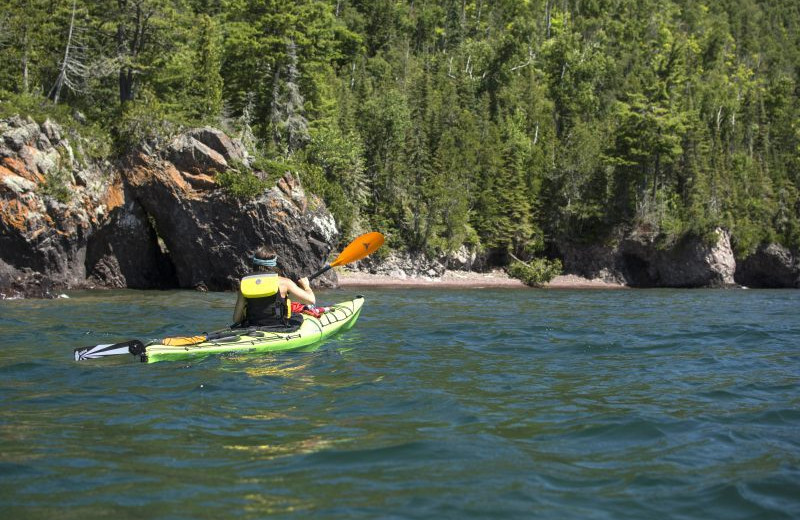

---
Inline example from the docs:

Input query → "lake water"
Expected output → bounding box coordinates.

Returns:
[1,287,799,519]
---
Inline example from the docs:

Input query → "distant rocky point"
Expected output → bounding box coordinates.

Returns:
[556,228,799,289]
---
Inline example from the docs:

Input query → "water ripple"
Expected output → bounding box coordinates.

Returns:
[0,288,799,519]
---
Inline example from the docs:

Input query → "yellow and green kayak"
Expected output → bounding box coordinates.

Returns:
[74,297,364,364]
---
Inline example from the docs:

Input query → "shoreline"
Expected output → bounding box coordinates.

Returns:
[0,271,625,300]
[335,269,626,289]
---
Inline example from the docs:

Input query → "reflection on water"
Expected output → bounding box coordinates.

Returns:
[225,436,345,460]
[0,288,799,519]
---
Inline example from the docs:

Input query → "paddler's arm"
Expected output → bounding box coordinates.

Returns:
[232,292,246,325]
[282,277,315,305]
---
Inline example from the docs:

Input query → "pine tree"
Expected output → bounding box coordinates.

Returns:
[189,13,223,122]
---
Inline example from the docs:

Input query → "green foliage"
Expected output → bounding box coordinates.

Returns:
[301,120,368,239]
[508,258,563,288]
[112,92,180,153]
[216,164,270,200]
[39,167,72,203]
[249,156,293,183]
[189,14,224,122]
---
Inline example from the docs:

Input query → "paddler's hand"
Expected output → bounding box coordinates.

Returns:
[298,277,312,291]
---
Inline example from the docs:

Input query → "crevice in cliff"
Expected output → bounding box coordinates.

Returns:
[85,197,178,289]
[622,253,655,287]
[145,212,178,289]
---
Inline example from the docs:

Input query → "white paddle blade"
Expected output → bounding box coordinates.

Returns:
[73,340,144,361]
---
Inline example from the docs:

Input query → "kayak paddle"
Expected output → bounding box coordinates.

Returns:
[74,340,146,361]
[309,231,385,281]
[73,232,384,361]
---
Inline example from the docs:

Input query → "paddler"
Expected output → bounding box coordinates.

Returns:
[231,246,316,329]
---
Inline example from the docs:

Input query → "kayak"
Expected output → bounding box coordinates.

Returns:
[74,296,365,364]
[74,231,383,365]
[143,296,364,363]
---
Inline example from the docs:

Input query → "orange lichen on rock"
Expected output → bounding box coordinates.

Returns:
[119,154,150,188]
[125,153,193,196]
[103,180,124,211]
[182,171,217,191]
[30,227,45,240]
[2,157,44,184]
[0,199,29,232]
[163,162,191,192]
[0,164,14,182]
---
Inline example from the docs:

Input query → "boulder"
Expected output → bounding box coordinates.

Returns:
[735,243,800,288]
[186,127,249,166]
[120,149,338,290]
[166,134,229,176]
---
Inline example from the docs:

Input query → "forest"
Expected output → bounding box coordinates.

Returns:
[1,0,798,267]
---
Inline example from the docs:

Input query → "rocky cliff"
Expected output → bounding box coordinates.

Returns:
[557,228,799,288]
[3,115,798,297]
[735,243,800,288]
[556,228,738,288]
[1,116,338,298]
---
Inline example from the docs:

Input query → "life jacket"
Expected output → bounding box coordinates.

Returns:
[239,273,291,327]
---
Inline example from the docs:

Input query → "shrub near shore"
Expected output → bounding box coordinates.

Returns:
[508,258,563,288]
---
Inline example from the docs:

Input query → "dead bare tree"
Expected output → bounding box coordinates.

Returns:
[270,39,310,154]
[49,0,90,103]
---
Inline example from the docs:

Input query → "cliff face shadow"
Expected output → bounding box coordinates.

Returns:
[85,200,177,290]
[620,253,652,287]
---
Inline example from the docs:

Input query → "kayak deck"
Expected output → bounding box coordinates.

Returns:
[143,296,364,363]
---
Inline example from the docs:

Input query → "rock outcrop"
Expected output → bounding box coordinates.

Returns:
[1,115,121,297]
[357,250,448,279]
[735,243,800,288]
[557,228,738,288]
[1,116,338,298]
[85,193,176,289]
[5,115,797,295]
[354,245,496,279]
[122,146,337,290]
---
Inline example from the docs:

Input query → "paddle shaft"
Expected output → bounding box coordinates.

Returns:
[309,263,332,282]
[73,325,238,361]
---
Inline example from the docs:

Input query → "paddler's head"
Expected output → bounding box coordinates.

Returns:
[253,246,281,275]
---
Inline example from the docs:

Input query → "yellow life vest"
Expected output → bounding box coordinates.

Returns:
[239,273,291,320]
[240,273,279,298]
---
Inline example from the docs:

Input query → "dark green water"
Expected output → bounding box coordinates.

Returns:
[1,288,799,519]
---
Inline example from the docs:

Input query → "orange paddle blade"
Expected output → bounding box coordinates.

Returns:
[330,232,384,267]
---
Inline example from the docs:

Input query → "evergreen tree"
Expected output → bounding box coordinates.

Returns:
[2,0,798,257]
[0,0,58,95]
[189,13,223,122]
